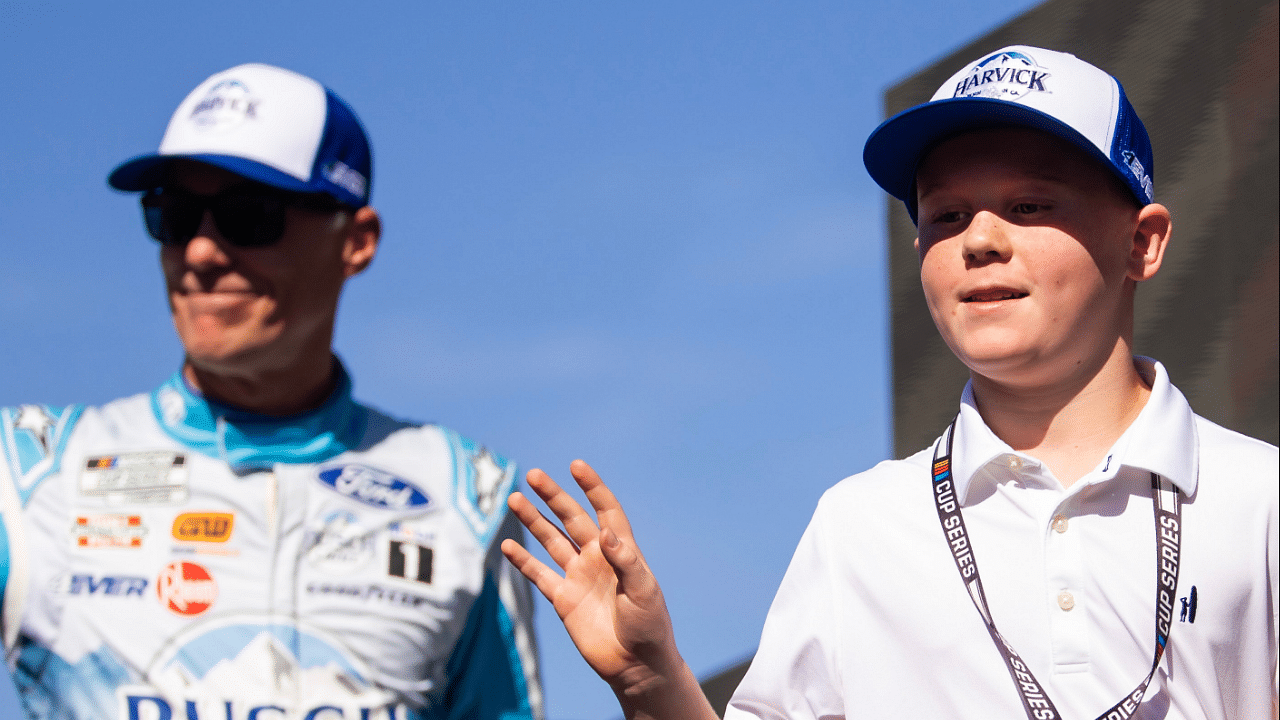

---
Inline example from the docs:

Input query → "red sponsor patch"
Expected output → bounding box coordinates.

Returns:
[157,561,218,616]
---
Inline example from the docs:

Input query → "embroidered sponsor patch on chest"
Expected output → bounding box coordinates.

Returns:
[316,464,432,510]
[303,511,377,574]
[80,451,189,505]
[172,512,234,543]
[51,572,149,596]
[70,513,148,549]
[157,561,217,616]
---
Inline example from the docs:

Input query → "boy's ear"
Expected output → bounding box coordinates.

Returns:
[1127,203,1172,283]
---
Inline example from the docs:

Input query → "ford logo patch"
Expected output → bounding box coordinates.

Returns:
[317,465,431,510]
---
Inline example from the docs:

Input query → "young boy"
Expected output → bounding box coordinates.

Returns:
[501,46,1279,719]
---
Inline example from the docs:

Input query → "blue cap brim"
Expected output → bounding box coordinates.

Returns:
[108,153,321,195]
[863,97,1120,223]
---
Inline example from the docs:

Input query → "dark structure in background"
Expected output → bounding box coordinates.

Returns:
[699,0,1279,713]
[890,0,1279,456]
[699,659,752,716]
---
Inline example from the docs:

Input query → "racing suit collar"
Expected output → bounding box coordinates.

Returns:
[149,360,367,471]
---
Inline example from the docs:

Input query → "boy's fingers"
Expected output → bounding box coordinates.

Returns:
[528,468,603,548]
[570,459,636,542]
[501,538,563,604]
[508,491,581,569]
[599,527,655,601]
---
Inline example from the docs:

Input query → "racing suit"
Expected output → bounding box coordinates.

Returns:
[0,365,542,720]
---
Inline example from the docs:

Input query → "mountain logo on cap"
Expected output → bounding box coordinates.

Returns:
[189,79,260,132]
[953,51,1051,101]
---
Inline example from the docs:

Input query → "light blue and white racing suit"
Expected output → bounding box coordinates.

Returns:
[0,365,542,720]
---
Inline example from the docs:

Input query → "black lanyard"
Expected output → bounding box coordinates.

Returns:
[931,418,1181,720]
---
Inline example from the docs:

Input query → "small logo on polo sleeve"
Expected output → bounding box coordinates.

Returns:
[954,51,1051,100]
[1179,585,1198,623]
[157,561,217,616]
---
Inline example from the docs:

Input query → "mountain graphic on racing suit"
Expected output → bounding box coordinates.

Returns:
[121,626,402,718]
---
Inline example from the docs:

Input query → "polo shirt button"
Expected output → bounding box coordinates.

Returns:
[1057,590,1076,611]
[1007,456,1023,470]
[1052,515,1069,533]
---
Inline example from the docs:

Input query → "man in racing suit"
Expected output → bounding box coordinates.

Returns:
[0,63,542,720]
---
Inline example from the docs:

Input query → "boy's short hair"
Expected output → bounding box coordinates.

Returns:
[863,45,1154,222]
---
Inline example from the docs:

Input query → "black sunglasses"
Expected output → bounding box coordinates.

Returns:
[141,185,351,248]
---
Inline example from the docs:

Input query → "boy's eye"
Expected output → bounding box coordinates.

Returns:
[1011,202,1047,215]
[933,210,968,224]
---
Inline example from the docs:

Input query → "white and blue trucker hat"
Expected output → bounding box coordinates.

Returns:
[109,63,371,207]
[863,45,1153,222]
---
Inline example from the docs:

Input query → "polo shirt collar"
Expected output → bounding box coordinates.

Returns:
[949,357,1198,504]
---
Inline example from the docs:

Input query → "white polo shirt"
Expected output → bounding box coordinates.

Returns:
[727,359,1278,720]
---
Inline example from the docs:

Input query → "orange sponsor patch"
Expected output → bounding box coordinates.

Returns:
[172,512,234,543]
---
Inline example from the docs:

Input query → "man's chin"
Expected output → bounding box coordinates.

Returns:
[180,339,283,378]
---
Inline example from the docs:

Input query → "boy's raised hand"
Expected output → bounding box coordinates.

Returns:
[500,460,717,720]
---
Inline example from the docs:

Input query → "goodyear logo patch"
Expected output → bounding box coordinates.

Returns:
[317,465,432,510]
[172,512,234,543]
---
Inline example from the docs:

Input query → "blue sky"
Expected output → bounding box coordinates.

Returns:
[0,1,1041,716]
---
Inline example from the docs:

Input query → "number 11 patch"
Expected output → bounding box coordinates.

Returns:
[388,541,433,584]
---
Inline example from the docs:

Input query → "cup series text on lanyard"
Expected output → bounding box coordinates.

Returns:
[930,418,1182,720]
